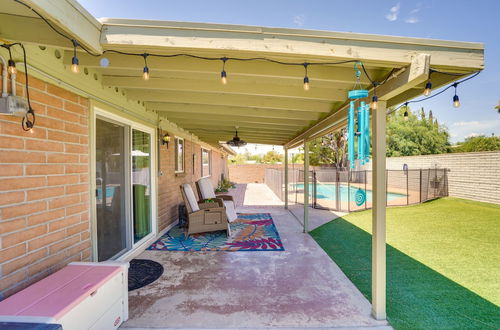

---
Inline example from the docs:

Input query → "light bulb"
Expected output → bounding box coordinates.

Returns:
[30,128,34,134]
[143,66,150,80]
[404,110,409,121]
[71,56,79,73]
[303,76,310,91]
[371,95,378,110]
[7,59,16,75]
[221,70,227,84]
[453,95,460,108]
[423,81,432,96]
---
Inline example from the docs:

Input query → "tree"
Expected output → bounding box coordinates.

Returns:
[454,135,500,152]
[386,106,451,156]
[261,150,283,164]
[307,129,347,167]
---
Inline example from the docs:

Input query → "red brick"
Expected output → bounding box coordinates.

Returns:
[0,151,46,163]
[0,177,46,191]
[0,165,23,177]
[66,203,87,216]
[0,136,24,149]
[81,248,91,260]
[0,191,25,206]
[78,97,89,107]
[27,209,65,226]
[65,184,88,195]
[79,174,89,183]
[47,153,79,163]
[47,175,79,186]
[48,130,79,144]
[0,269,28,291]
[66,222,89,236]
[26,164,64,175]
[0,120,47,139]
[48,195,80,209]
[80,229,90,241]
[30,89,63,108]
[25,139,64,152]
[79,154,88,163]
[35,116,65,130]
[46,84,79,103]
[28,230,66,252]
[79,136,89,145]
[66,240,91,256]
[65,144,87,154]
[63,101,87,116]
[27,186,65,201]
[1,218,26,234]
[46,107,78,123]
[65,164,87,174]
[28,252,67,276]
[3,224,48,248]
[1,201,46,220]
[49,215,80,231]
[64,122,88,135]
[15,73,46,91]
[49,235,80,254]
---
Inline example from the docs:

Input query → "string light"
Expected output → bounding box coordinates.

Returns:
[221,57,228,85]
[371,82,379,110]
[403,102,409,121]
[423,80,432,96]
[6,46,16,75]
[452,83,460,108]
[142,53,150,80]
[303,63,310,91]
[71,40,79,73]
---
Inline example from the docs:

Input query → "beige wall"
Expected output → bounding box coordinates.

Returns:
[371,151,500,204]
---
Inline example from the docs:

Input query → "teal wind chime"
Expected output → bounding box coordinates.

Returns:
[348,62,371,168]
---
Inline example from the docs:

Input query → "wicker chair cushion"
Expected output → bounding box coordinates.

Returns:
[182,183,199,212]
[197,177,216,199]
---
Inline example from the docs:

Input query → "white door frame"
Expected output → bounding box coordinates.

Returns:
[90,105,158,262]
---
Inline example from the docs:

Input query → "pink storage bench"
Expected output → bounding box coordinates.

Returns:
[0,262,129,330]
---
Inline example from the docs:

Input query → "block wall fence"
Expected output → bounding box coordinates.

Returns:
[0,72,227,299]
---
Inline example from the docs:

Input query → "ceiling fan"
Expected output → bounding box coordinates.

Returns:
[226,126,247,147]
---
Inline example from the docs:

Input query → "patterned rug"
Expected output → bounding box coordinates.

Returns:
[147,213,284,251]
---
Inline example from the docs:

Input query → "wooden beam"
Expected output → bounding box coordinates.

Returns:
[23,0,102,53]
[285,54,431,149]
[165,113,308,126]
[180,124,299,133]
[132,90,334,113]
[154,103,321,120]
[102,75,347,102]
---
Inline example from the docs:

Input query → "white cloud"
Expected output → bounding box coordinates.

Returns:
[293,14,305,27]
[405,17,419,24]
[385,3,400,21]
[450,119,500,142]
[465,133,481,139]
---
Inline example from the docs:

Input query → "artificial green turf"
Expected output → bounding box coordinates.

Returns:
[310,197,500,329]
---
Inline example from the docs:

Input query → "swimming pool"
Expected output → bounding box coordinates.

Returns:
[293,183,406,202]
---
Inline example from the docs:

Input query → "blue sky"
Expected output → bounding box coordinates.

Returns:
[79,0,500,143]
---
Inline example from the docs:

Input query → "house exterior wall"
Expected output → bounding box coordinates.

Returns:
[157,139,227,231]
[0,74,91,299]
[0,72,228,299]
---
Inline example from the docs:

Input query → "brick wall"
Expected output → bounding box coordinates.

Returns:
[357,151,500,204]
[157,140,227,230]
[0,73,91,299]
[228,164,283,183]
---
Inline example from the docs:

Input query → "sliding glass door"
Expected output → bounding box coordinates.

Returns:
[94,112,156,261]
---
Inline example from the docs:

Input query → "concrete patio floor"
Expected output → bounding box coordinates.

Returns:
[122,184,391,329]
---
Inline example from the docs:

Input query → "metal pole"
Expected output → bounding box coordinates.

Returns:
[284,148,289,209]
[303,141,310,233]
[419,169,422,203]
[365,170,367,210]
[406,170,409,205]
[371,100,387,320]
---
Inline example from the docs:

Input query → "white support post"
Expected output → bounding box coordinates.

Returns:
[303,141,310,233]
[284,147,289,209]
[371,100,387,320]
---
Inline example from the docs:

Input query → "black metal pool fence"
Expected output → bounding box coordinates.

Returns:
[264,167,449,212]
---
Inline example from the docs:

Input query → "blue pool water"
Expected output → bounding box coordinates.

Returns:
[294,183,406,202]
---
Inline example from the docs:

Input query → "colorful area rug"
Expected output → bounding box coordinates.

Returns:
[147,213,284,251]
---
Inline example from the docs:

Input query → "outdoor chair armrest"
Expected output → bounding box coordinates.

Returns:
[215,195,234,202]
[198,201,223,209]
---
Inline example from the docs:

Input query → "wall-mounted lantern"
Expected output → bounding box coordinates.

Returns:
[162,133,171,148]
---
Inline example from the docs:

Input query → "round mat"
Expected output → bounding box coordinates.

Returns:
[128,259,164,291]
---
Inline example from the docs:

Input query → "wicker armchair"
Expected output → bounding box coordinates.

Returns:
[196,178,238,222]
[180,183,230,237]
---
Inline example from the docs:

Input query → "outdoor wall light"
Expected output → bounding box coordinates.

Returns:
[162,133,171,147]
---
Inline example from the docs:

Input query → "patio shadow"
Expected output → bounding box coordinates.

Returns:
[311,218,500,329]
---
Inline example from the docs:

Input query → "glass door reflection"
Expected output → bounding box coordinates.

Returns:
[132,129,152,243]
